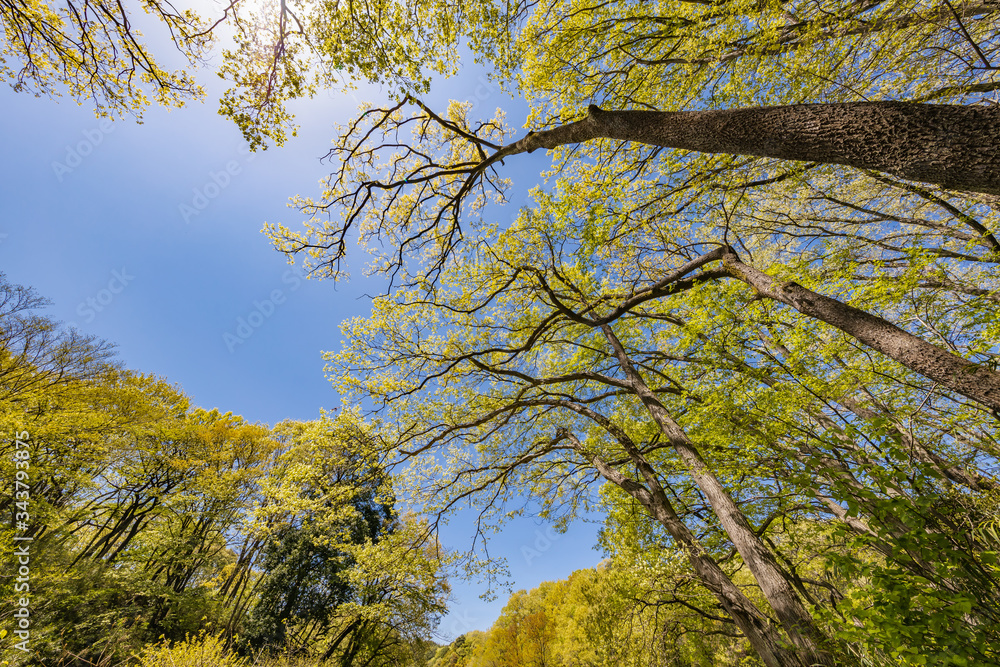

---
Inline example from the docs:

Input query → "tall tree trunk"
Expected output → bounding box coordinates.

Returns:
[560,430,802,667]
[322,618,362,662]
[600,323,838,667]
[506,102,1000,195]
[719,253,1000,412]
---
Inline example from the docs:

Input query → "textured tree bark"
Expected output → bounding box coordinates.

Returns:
[506,102,1000,195]
[599,324,839,667]
[562,431,796,667]
[720,253,1000,412]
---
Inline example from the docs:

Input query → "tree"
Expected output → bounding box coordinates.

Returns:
[241,416,395,654]
[262,28,1000,651]
[263,0,999,268]
[7,1,1000,663]
[0,0,213,116]
[7,0,998,160]
[268,108,1000,413]
[0,0,505,142]
[211,0,1000,157]
[476,589,557,667]
[472,564,761,666]
[327,231,836,665]
[0,277,448,665]
[242,414,449,665]
[326,205,1000,664]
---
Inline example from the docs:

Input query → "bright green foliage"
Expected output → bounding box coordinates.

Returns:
[263,0,1000,278]
[0,0,211,117]
[136,631,248,667]
[224,0,997,152]
[215,0,524,148]
[463,564,767,667]
[218,0,515,148]
[257,2,1000,663]
[241,417,394,653]
[4,0,1000,663]
[322,188,1000,664]
[426,631,487,667]
[474,588,556,667]
[516,0,999,113]
[0,0,515,143]
[242,414,449,665]
[0,276,447,667]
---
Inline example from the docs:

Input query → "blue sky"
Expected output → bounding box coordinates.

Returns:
[0,58,603,638]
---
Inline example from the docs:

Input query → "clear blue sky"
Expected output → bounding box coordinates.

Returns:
[0,61,603,640]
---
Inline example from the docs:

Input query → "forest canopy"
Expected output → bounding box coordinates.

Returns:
[3,0,1000,665]
[0,274,448,666]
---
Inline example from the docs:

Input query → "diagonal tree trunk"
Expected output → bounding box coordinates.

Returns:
[599,323,839,667]
[718,252,1000,412]
[539,244,1000,412]
[501,102,1000,195]
[559,429,800,667]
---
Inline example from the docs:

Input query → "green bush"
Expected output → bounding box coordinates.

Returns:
[135,632,247,667]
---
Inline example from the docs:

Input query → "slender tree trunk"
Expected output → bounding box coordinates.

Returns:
[561,431,798,667]
[73,495,158,566]
[719,253,1000,412]
[507,102,1000,195]
[837,394,997,491]
[322,618,362,662]
[600,324,838,667]
[219,535,262,599]
[104,514,155,565]
[753,335,997,491]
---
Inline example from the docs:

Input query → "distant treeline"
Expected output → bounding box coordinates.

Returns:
[0,274,447,667]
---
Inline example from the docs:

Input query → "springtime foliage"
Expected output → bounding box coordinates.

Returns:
[278,1,1000,665]
[0,275,447,667]
[4,0,1000,665]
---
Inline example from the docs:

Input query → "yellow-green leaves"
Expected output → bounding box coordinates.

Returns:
[0,0,210,117]
[218,0,521,148]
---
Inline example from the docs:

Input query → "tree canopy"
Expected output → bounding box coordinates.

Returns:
[4,0,1000,664]
[0,274,448,667]
[290,2,999,664]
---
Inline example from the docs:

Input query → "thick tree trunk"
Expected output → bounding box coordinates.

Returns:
[600,324,838,667]
[720,253,1000,412]
[509,102,1000,195]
